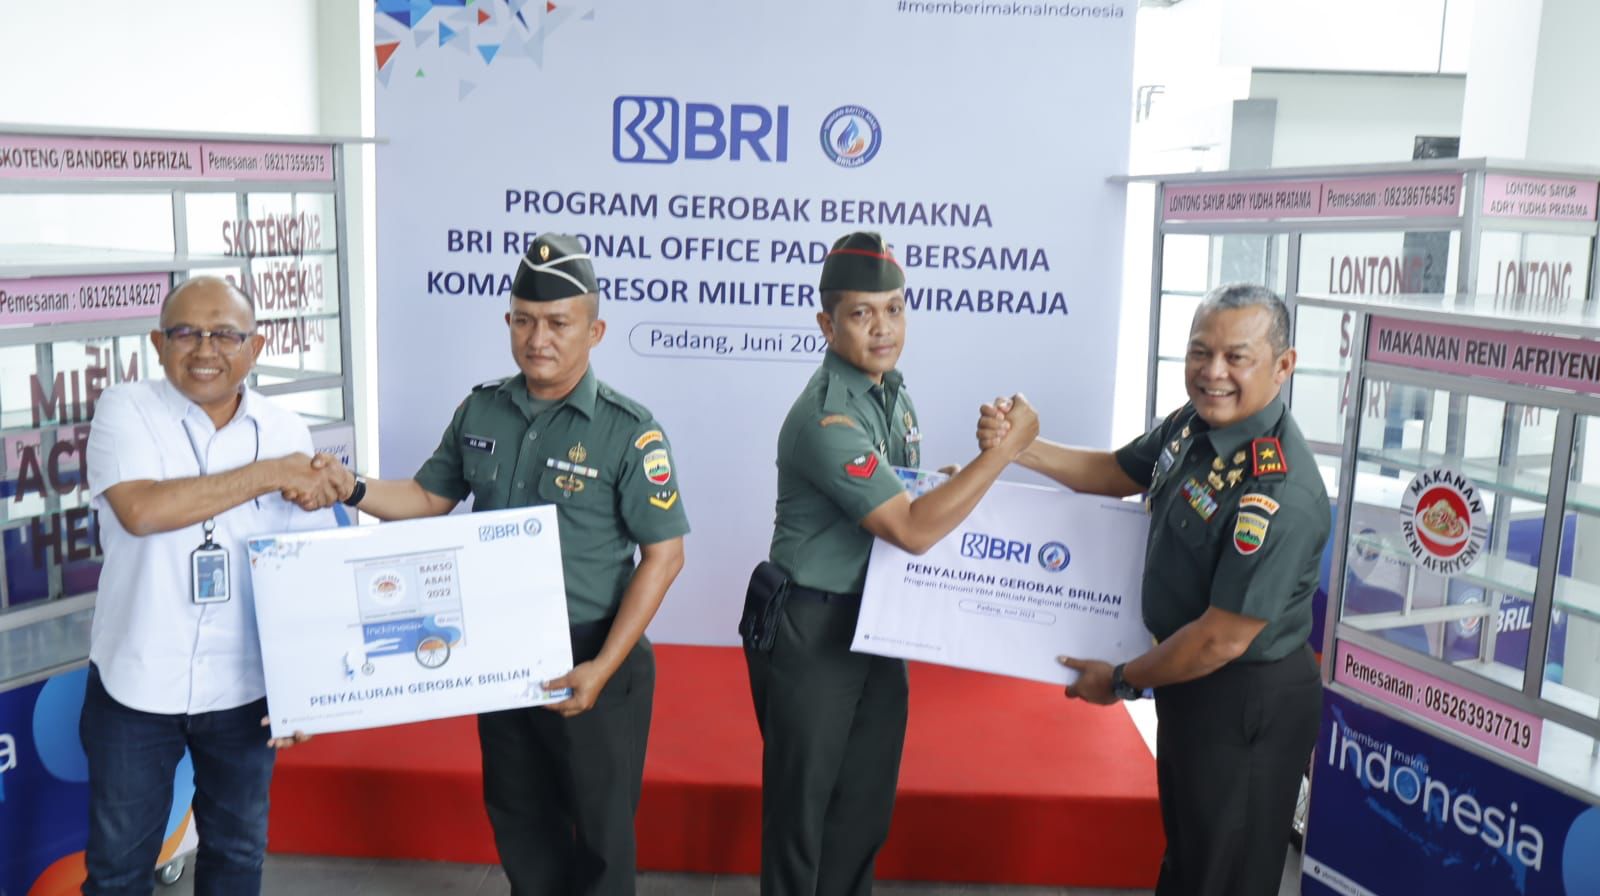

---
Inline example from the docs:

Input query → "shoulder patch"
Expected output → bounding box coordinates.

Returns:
[634,429,665,450]
[472,377,510,392]
[1239,493,1280,515]
[597,383,651,422]
[819,414,858,429]
[648,489,679,510]
[1233,511,1270,555]
[1250,437,1288,477]
[642,449,671,485]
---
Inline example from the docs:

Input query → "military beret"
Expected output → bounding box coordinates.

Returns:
[511,233,598,301]
[818,231,904,293]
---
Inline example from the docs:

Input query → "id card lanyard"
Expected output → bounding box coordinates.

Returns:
[181,415,260,605]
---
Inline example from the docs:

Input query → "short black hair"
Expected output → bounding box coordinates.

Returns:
[820,289,846,316]
[1195,283,1290,355]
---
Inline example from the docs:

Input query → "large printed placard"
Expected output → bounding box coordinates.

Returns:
[1332,640,1540,763]
[247,507,573,737]
[853,471,1150,683]
[374,0,1138,643]
[1366,314,1600,396]
[0,134,333,182]
[1163,173,1463,222]
[0,273,168,328]
[1303,690,1600,896]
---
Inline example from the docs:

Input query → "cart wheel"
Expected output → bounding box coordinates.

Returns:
[155,857,185,886]
[362,662,375,676]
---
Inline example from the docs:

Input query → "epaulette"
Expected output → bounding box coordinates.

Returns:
[597,382,651,422]
[472,377,510,392]
[1250,436,1288,478]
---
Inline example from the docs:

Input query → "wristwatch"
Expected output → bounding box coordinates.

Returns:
[1111,662,1143,701]
[342,475,368,507]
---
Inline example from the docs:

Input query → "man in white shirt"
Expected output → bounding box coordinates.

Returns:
[82,276,343,896]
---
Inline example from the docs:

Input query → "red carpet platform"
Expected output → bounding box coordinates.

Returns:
[269,645,1162,888]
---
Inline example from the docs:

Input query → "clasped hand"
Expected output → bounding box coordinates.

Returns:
[278,452,354,511]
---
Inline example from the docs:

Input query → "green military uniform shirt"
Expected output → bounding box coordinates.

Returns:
[415,367,691,624]
[1113,395,1328,662]
[769,351,920,594]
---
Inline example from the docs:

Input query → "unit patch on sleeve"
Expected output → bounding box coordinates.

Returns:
[1239,493,1280,515]
[844,453,879,479]
[643,449,672,485]
[634,430,664,450]
[819,414,858,429]
[1233,511,1270,555]
[649,489,679,510]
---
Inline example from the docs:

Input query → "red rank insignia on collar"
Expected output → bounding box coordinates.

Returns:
[1251,437,1288,477]
[844,453,879,479]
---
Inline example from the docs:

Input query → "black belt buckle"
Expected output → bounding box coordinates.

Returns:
[738,561,791,652]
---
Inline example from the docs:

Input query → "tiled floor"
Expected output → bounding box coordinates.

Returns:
[159,847,1306,894]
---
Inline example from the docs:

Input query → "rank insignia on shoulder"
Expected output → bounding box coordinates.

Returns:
[1233,511,1270,555]
[649,490,679,510]
[1251,437,1288,476]
[845,453,879,479]
[634,429,664,450]
[1239,493,1280,515]
[819,414,858,429]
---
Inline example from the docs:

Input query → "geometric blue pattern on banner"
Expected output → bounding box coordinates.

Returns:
[376,0,414,28]
[439,23,456,45]
[477,44,500,64]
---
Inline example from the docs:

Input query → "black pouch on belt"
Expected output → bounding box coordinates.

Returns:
[738,560,791,652]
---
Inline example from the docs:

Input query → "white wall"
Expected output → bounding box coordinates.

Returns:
[0,1,324,134]
[1250,70,1465,167]
[1222,0,1473,74]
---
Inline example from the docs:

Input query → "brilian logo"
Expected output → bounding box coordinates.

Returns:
[1037,541,1070,572]
[820,105,882,168]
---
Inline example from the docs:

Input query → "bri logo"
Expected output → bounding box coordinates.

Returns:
[612,96,790,164]
[480,519,541,542]
[960,531,1033,565]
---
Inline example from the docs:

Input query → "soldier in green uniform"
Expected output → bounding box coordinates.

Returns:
[319,234,689,896]
[743,231,1040,896]
[978,283,1326,896]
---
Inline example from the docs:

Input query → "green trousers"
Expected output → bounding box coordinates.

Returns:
[744,598,909,896]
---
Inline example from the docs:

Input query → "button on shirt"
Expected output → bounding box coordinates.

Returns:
[87,379,336,715]
[770,351,919,594]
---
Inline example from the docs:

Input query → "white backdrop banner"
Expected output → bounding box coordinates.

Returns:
[375,0,1137,644]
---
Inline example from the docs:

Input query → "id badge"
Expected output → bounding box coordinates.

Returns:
[191,544,231,605]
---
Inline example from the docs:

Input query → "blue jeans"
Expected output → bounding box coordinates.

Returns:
[80,665,276,896]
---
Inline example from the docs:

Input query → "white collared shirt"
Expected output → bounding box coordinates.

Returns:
[86,378,337,715]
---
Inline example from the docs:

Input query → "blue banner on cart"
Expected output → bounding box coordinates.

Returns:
[1303,690,1600,895]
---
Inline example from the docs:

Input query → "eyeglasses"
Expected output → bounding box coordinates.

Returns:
[161,326,253,354]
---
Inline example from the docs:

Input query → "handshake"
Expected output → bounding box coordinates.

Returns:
[271,452,357,512]
[975,393,1039,455]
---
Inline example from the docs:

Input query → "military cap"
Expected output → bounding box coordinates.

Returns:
[511,233,598,301]
[818,231,904,293]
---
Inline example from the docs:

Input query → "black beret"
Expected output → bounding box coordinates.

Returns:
[511,233,598,301]
[818,231,904,293]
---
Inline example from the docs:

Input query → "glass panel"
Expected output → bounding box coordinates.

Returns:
[0,193,174,264]
[1289,303,1353,445]
[1477,230,1593,307]
[265,386,345,427]
[1297,230,1460,297]
[1340,378,1548,687]
[251,311,343,379]
[1548,415,1600,723]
